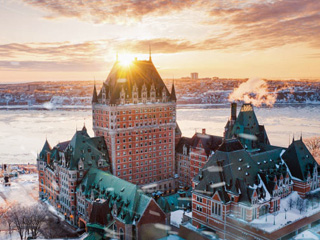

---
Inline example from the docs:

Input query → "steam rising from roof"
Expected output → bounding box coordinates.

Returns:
[228,78,277,107]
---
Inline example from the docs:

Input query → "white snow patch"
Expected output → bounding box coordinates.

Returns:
[170,210,184,228]
[293,230,320,240]
[249,191,320,233]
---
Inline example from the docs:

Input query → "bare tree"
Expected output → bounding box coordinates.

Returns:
[296,198,305,214]
[304,137,320,163]
[288,197,294,210]
[6,205,26,240]
[6,203,48,240]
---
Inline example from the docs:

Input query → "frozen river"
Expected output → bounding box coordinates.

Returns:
[0,104,319,164]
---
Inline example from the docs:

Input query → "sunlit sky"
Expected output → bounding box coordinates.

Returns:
[1,0,320,82]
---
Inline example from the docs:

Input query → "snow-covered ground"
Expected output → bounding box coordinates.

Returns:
[0,173,38,207]
[170,210,192,228]
[293,229,320,240]
[250,191,320,233]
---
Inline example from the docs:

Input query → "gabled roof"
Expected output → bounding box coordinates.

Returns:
[176,137,191,155]
[282,138,317,181]
[97,60,171,104]
[81,168,154,224]
[190,132,223,156]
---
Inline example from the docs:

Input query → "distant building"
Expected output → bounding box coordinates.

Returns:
[191,72,198,80]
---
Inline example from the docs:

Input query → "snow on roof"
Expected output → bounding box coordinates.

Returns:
[170,210,184,228]
[257,174,271,201]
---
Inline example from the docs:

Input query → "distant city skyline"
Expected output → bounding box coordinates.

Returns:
[1,0,320,82]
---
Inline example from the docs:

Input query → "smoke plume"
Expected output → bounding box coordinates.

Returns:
[228,78,277,107]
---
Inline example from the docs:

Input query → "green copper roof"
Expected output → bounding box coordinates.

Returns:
[225,103,270,150]
[194,139,288,206]
[80,168,155,224]
[282,138,317,181]
[64,127,109,170]
[39,139,51,161]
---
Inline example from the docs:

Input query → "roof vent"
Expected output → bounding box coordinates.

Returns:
[238,167,242,171]
[257,162,261,165]
[239,158,243,162]
[247,165,251,169]
[245,172,249,176]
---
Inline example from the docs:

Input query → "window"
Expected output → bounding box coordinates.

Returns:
[196,205,203,212]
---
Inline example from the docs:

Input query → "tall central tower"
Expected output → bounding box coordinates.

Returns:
[92,57,177,192]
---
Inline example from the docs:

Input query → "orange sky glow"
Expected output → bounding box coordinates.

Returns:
[1,0,320,82]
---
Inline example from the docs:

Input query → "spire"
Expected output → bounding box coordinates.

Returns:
[82,121,87,132]
[170,81,177,101]
[149,44,152,62]
[92,80,98,103]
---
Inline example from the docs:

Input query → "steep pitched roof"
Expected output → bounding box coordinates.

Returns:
[98,60,170,104]
[190,132,223,156]
[282,139,317,181]
[92,83,98,103]
[218,139,244,152]
[176,137,191,155]
[39,140,51,161]
[170,83,177,101]
[225,103,270,150]
[175,123,182,136]
[194,139,285,206]
[80,168,155,224]
[64,127,109,170]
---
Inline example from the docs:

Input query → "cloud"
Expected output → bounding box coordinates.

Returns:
[22,0,320,51]
[22,0,203,24]
[206,0,320,49]
[0,36,240,71]
[0,60,107,72]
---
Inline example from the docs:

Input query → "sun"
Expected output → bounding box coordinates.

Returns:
[118,53,134,67]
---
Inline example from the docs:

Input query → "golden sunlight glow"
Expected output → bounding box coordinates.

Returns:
[118,53,135,67]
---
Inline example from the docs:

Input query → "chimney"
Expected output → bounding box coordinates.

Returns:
[231,102,237,121]
[202,128,206,135]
